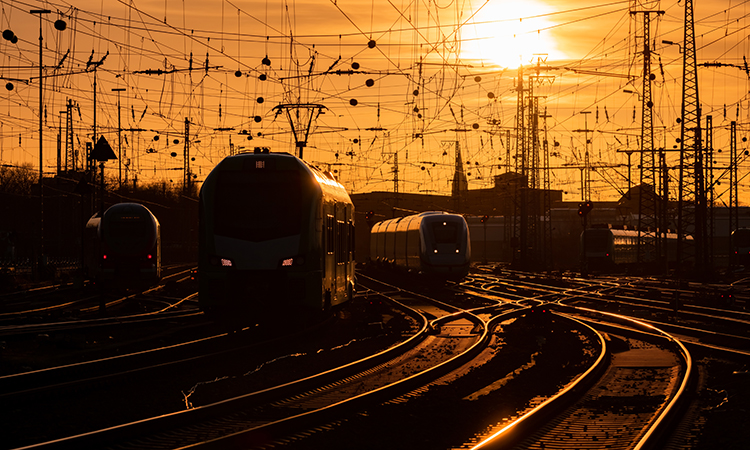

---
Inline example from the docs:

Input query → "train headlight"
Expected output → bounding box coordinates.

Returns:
[279,256,305,267]
[209,256,234,267]
[433,249,438,254]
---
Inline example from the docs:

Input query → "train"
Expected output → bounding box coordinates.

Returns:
[731,228,750,265]
[369,211,471,280]
[84,202,162,287]
[198,149,355,320]
[580,227,692,270]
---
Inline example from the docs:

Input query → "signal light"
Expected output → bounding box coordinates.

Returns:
[578,201,594,216]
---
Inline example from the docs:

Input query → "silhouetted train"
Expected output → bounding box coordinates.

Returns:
[198,150,355,321]
[370,211,471,280]
[731,228,750,265]
[85,203,162,287]
[581,227,692,269]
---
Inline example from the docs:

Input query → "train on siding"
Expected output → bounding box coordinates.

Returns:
[198,150,355,321]
[731,228,750,265]
[369,211,471,280]
[580,227,692,270]
[84,203,162,287]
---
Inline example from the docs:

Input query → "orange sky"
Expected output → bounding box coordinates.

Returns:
[1,0,748,204]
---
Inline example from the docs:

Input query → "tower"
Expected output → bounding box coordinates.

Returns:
[631,9,663,265]
[676,0,706,274]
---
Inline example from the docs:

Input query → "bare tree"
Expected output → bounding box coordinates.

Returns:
[0,163,36,195]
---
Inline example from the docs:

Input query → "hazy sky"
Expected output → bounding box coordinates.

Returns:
[1,0,748,204]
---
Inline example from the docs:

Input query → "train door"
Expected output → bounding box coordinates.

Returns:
[324,211,335,309]
[333,204,348,305]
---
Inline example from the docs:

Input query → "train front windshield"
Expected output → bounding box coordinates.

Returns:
[583,230,610,251]
[432,221,459,244]
[108,218,150,238]
[732,229,750,247]
[213,169,303,241]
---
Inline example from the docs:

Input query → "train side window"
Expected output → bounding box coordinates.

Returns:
[326,215,334,254]
[336,221,349,264]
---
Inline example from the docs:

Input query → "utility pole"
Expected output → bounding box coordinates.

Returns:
[540,108,553,269]
[57,110,64,175]
[112,88,126,189]
[87,51,108,173]
[512,65,527,269]
[184,117,191,195]
[705,115,714,267]
[676,0,705,275]
[30,8,65,274]
[573,111,592,201]
[65,99,74,171]
[729,121,738,247]
[631,8,664,267]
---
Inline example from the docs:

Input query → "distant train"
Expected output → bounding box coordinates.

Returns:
[731,228,750,265]
[370,212,471,279]
[198,150,355,321]
[581,227,692,270]
[85,203,162,287]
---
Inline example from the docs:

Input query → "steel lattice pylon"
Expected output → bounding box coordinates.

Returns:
[512,66,526,267]
[632,9,663,265]
[677,0,706,273]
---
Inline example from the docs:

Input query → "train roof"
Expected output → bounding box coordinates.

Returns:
[372,211,466,229]
[202,151,352,203]
[585,227,692,240]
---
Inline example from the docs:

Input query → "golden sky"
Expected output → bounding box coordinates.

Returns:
[1,0,749,204]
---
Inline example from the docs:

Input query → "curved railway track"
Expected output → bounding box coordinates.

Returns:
[9,278,484,449]
[6,268,749,449]
[1,297,407,449]
[4,273,598,450]
[462,271,750,355]
[462,309,692,450]
[0,265,197,328]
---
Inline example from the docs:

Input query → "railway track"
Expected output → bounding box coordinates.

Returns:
[7,268,748,449]
[459,268,750,448]
[0,265,197,329]
[7,278,472,448]
[461,309,692,450]
[3,273,598,450]
[1,287,416,449]
[462,271,750,354]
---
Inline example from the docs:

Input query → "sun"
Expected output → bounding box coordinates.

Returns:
[462,0,565,69]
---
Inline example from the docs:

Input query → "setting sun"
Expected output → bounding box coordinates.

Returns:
[462,0,565,68]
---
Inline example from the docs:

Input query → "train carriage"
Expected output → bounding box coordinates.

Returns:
[198,150,355,320]
[370,211,471,279]
[84,203,162,287]
[731,228,750,266]
[581,227,692,271]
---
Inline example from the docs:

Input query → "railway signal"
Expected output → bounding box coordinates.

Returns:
[578,201,594,217]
